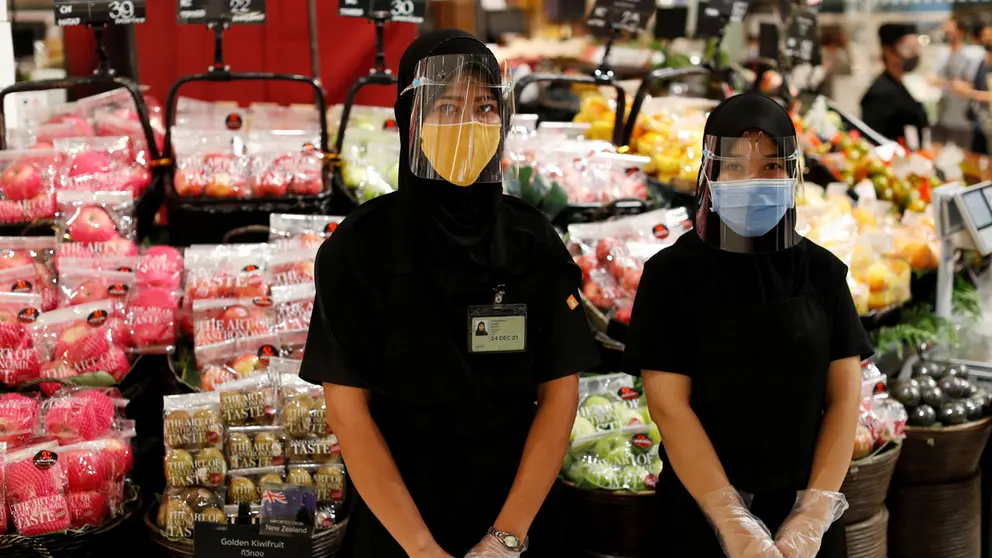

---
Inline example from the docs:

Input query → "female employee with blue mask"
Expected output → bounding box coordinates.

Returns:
[624,94,872,557]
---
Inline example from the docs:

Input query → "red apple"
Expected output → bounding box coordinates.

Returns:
[289,176,323,195]
[252,177,289,197]
[204,173,241,198]
[574,254,596,283]
[595,239,616,264]
[621,268,642,293]
[65,280,107,306]
[0,162,43,201]
[67,491,108,528]
[0,252,32,270]
[174,170,205,197]
[67,151,112,177]
[68,207,118,243]
[63,449,108,492]
[615,303,633,324]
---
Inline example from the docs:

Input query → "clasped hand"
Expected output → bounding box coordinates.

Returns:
[463,534,520,558]
[772,490,849,558]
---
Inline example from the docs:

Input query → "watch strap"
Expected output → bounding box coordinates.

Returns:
[487,527,528,552]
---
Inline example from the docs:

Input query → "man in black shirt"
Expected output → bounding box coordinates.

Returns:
[861,23,930,144]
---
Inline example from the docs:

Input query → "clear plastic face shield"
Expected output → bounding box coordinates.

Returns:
[404,54,515,187]
[696,131,806,253]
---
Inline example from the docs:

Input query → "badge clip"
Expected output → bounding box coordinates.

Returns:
[493,284,506,305]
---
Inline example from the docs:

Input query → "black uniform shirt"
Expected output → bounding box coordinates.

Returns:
[860,71,930,143]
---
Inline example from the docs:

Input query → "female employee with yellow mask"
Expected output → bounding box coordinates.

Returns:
[300,30,599,558]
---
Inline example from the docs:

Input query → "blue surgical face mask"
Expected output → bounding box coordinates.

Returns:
[709,178,796,237]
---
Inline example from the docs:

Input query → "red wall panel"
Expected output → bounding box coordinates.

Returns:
[65,1,415,109]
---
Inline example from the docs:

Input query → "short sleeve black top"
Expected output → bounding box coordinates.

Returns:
[624,231,873,378]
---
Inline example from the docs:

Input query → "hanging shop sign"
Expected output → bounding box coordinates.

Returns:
[585,0,656,37]
[338,0,427,23]
[54,0,147,26]
[176,0,267,25]
[782,6,821,65]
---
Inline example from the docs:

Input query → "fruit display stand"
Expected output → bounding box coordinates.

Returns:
[0,482,141,558]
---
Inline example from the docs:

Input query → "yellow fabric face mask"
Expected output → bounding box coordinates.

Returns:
[420,122,502,187]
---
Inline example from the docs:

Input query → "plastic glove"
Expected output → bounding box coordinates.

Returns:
[699,487,784,558]
[774,490,849,558]
[464,534,520,558]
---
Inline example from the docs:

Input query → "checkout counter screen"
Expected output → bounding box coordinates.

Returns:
[963,189,992,230]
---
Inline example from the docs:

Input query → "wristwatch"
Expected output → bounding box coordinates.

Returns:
[487,527,528,552]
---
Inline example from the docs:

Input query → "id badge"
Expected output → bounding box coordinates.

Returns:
[468,302,528,354]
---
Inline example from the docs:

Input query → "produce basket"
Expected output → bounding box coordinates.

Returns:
[513,72,628,147]
[0,76,164,240]
[144,503,348,558]
[0,482,141,558]
[161,71,333,246]
[894,417,992,485]
[845,506,888,558]
[887,472,981,558]
[841,443,901,524]
[560,481,656,558]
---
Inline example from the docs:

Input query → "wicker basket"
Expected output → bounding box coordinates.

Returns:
[845,506,888,558]
[841,444,901,524]
[895,417,992,485]
[144,503,347,558]
[887,472,981,558]
[560,480,657,558]
[0,483,141,558]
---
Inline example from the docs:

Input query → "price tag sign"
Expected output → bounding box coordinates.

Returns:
[782,7,820,65]
[193,523,309,558]
[586,0,655,37]
[176,0,266,24]
[54,0,147,26]
[707,0,750,22]
[339,0,426,22]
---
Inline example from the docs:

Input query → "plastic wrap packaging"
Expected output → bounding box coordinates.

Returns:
[247,134,324,197]
[216,373,280,428]
[158,486,227,538]
[184,244,271,301]
[0,149,58,223]
[193,298,276,351]
[0,237,57,311]
[225,425,286,470]
[136,245,184,290]
[562,424,662,492]
[55,191,136,260]
[249,103,320,133]
[339,127,401,203]
[91,90,166,162]
[272,284,314,357]
[33,299,131,384]
[58,438,129,527]
[270,247,317,288]
[56,265,135,309]
[0,441,6,534]
[6,441,72,536]
[0,292,43,386]
[227,465,286,505]
[196,334,281,392]
[268,213,343,249]
[163,393,225,492]
[125,285,178,353]
[54,136,149,196]
[172,128,250,198]
[0,393,40,449]
[23,100,96,139]
[40,387,127,446]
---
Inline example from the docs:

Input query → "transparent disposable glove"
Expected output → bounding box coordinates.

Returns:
[464,534,521,558]
[774,490,849,558]
[699,487,784,558]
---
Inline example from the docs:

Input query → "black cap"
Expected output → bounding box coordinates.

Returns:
[879,23,917,47]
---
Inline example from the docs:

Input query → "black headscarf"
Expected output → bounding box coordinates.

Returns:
[693,93,803,253]
[394,29,505,270]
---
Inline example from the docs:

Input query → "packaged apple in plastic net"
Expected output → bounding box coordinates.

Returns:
[158,486,227,539]
[268,214,344,249]
[137,245,184,291]
[56,191,136,260]
[0,149,58,224]
[124,284,177,354]
[216,372,280,428]
[226,465,286,506]
[54,136,148,195]
[0,393,41,450]
[172,128,251,199]
[184,243,271,301]
[34,299,131,384]
[58,439,118,528]
[270,248,317,288]
[0,237,57,311]
[0,292,43,386]
[225,425,286,470]
[40,387,128,446]
[563,424,663,493]
[247,134,325,198]
[6,441,74,536]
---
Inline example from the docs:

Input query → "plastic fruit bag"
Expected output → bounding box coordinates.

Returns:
[270,248,317,287]
[158,486,226,538]
[280,374,331,440]
[248,135,324,197]
[0,441,5,534]
[56,265,135,309]
[59,439,114,528]
[216,373,280,428]
[0,292,43,386]
[0,393,40,449]
[193,298,276,350]
[163,392,224,452]
[137,245,183,290]
[172,129,250,198]
[56,191,136,259]
[563,424,662,493]
[0,149,57,224]
[6,441,72,536]
[54,136,147,195]
[196,334,281,392]
[34,299,130,384]
[124,285,177,353]
[40,387,127,445]
[272,285,314,356]
[225,426,286,470]
[184,244,271,301]
[268,214,343,249]
[227,465,285,505]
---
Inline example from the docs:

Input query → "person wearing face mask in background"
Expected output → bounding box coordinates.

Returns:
[949,23,992,154]
[623,94,872,557]
[861,23,930,145]
[929,18,986,147]
[299,29,600,558]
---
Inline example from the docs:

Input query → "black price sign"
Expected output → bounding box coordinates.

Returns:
[782,7,820,65]
[338,0,426,22]
[586,0,655,37]
[706,0,750,22]
[54,0,147,26]
[176,0,266,24]
[193,523,308,558]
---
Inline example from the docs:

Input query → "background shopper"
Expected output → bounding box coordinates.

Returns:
[929,18,986,147]
[950,23,992,154]
[624,94,873,558]
[300,29,599,558]
[861,23,930,144]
